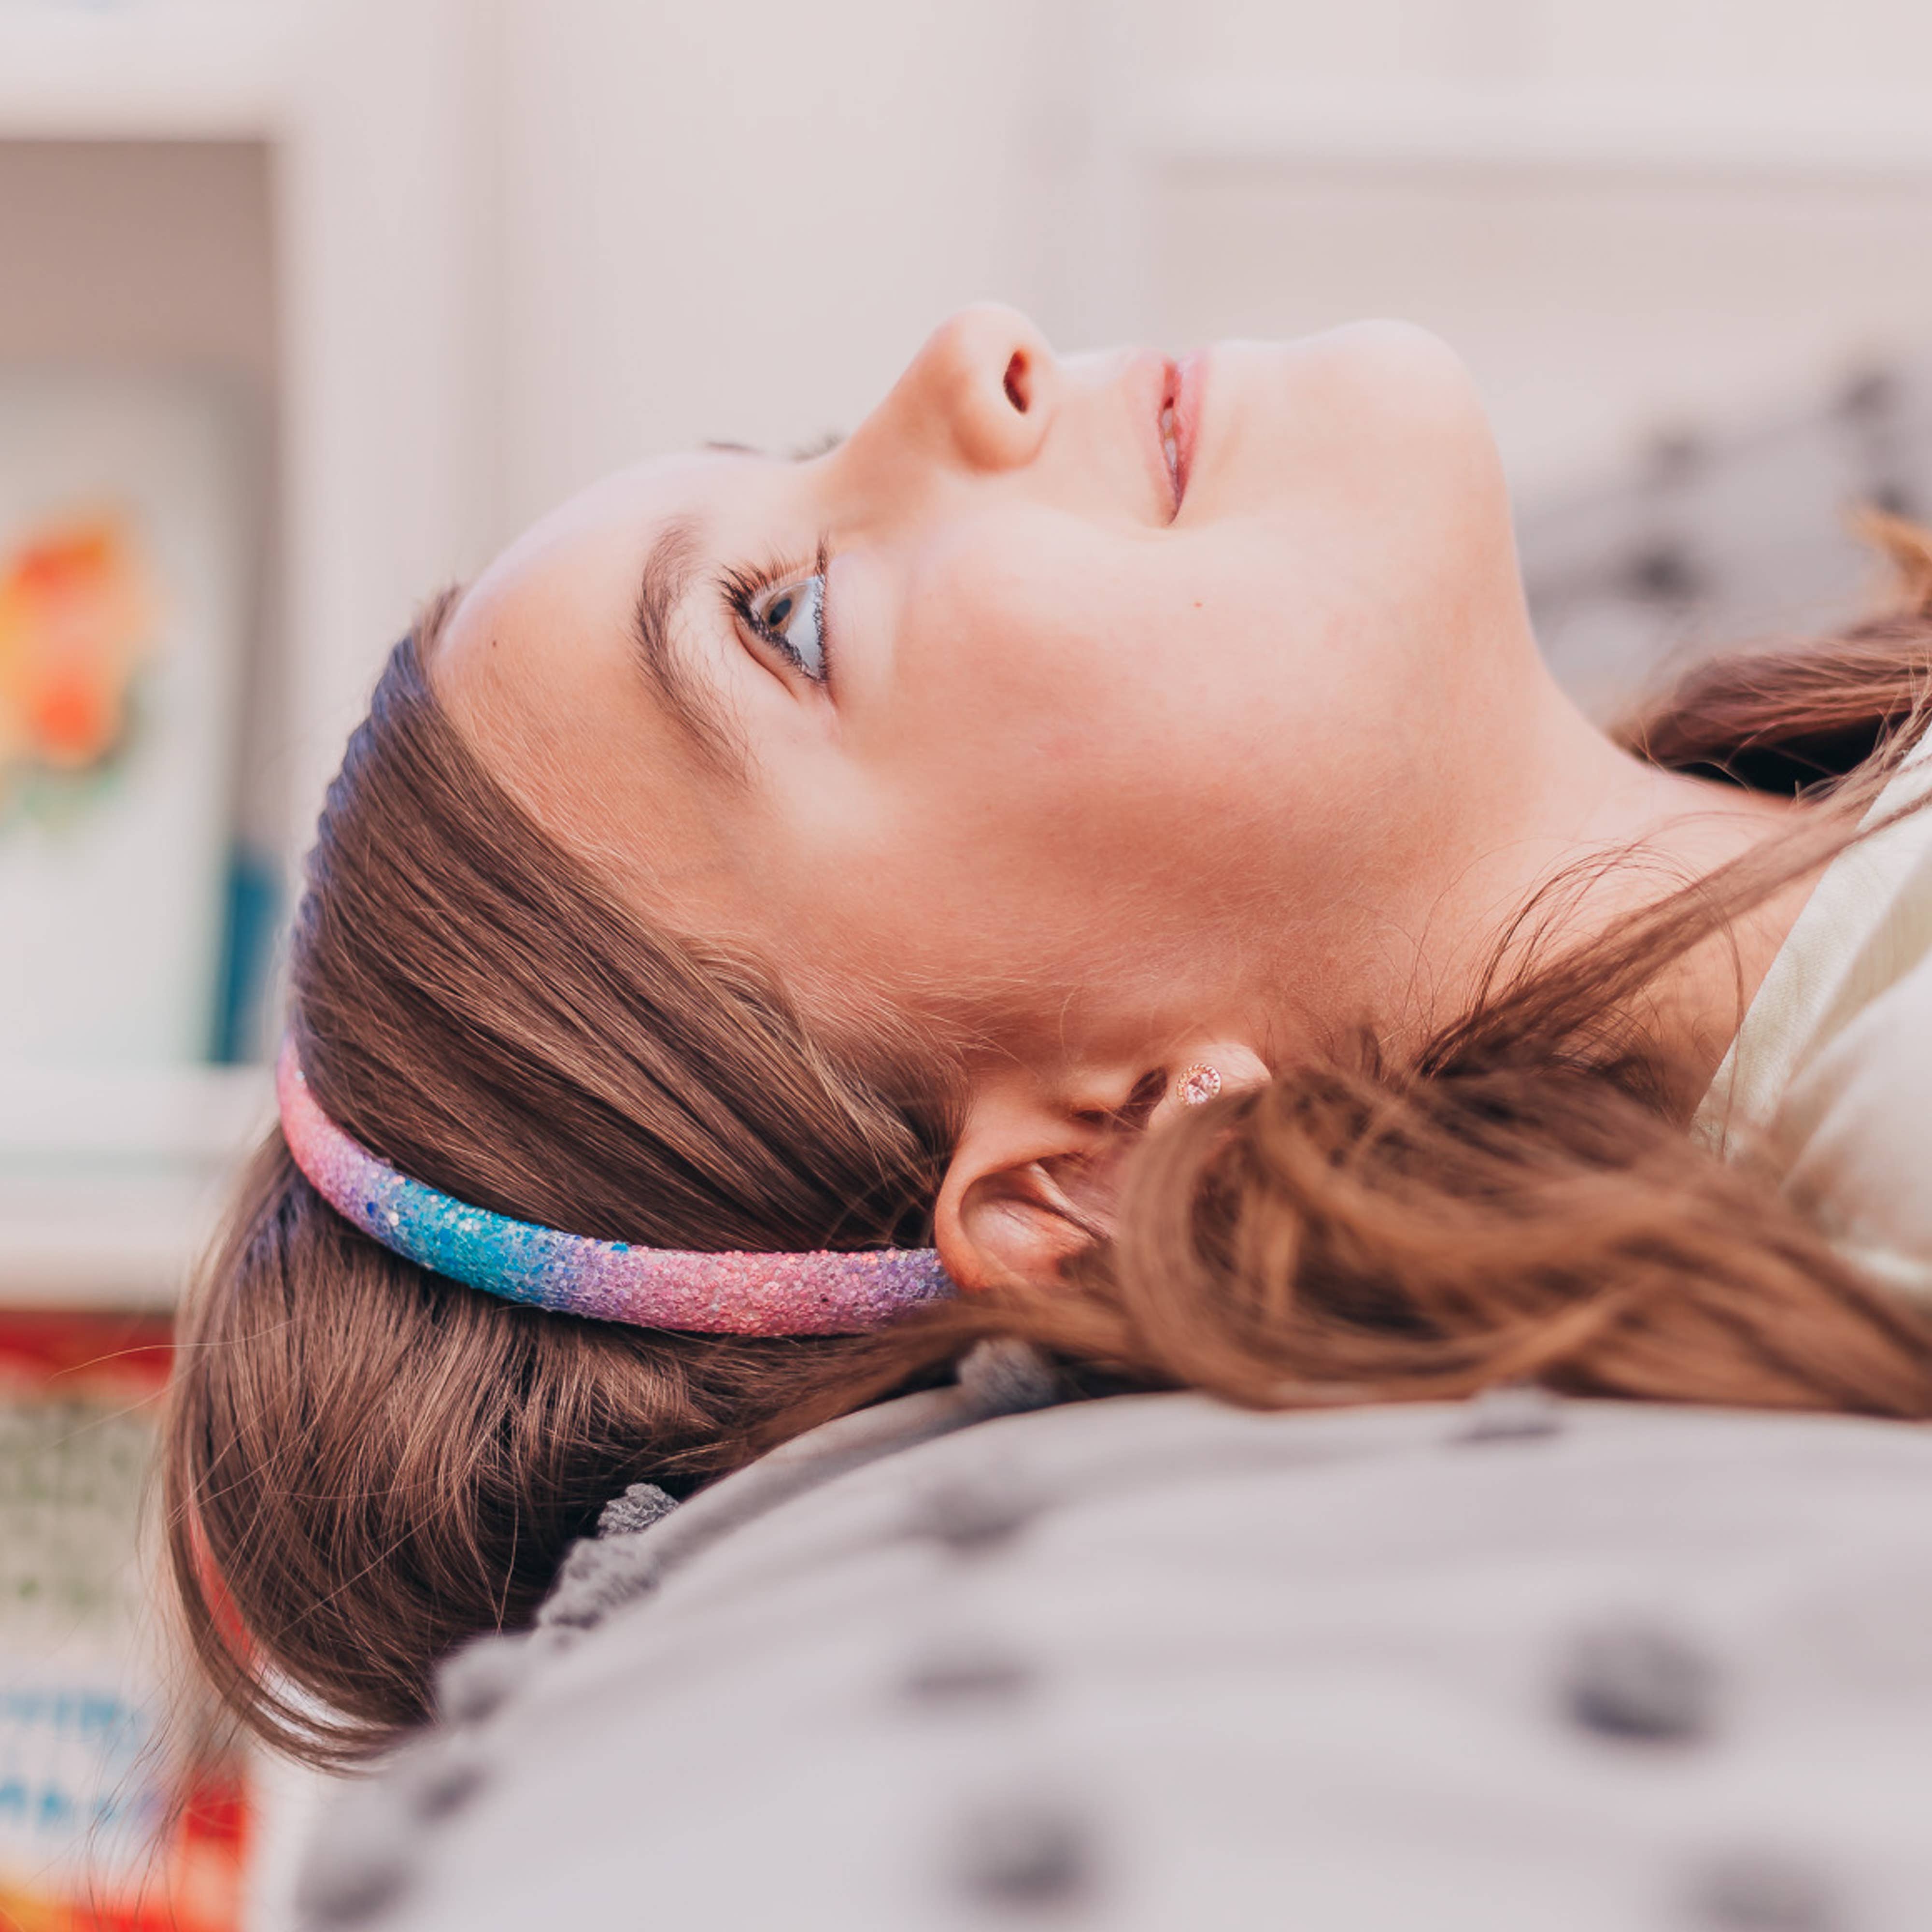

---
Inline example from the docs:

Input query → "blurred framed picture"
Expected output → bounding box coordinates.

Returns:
[0,371,251,1069]
[0,1312,248,1931]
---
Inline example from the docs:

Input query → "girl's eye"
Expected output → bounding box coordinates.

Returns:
[750,573,827,682]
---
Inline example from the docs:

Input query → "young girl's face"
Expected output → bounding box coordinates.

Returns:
[436,304,1555,1090]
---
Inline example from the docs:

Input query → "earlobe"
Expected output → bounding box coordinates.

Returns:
[1144,1041,1270,1132]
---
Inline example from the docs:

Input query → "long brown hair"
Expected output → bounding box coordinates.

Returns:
[165,527,1932,1768]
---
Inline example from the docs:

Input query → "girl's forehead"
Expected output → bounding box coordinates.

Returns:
[428,458,769,916]
[433,449,793,760]
[448,450,769,644]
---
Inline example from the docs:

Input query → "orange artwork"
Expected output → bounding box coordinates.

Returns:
[0,515,157,797]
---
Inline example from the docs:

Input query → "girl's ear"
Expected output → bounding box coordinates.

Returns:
[932,1044,1269,1292]
[931,1078,1110,1292]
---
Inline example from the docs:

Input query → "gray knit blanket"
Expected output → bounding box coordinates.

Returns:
[293,1352,1932,1930]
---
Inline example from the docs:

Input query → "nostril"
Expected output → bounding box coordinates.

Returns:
[1003,352,1031,414]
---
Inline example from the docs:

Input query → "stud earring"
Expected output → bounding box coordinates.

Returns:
[1175,1063,1222,1107]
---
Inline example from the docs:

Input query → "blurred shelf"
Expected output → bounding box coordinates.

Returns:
[1139,80,1932,184]
[0,4,301,140]
[0,1064,272,1310]
[0,1190,216,1308]
[0,2,495,1313]
[0,1062,271,1161]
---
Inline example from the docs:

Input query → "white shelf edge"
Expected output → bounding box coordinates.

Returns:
[0,1064,269,1309]
[1138,79,1932,183]
[0,7,300,140]
[0,1063,273,1162]
[0,1232,186,1311]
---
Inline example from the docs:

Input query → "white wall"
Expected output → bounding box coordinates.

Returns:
[1179,0,1932,89]
[1148,0,1932,497]
[460,0,1932,541]
[490,0,1076,534]
[1151,170,1932,499]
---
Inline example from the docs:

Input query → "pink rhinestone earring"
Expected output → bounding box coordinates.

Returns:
[1175,1063,1222,1107]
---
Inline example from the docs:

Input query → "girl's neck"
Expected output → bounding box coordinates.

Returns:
[1428,682,1825,1107]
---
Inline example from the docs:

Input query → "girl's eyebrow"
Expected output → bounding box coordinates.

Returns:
[631,515,748,781]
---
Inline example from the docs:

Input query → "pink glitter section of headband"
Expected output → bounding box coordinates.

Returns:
[276,1044,954,1336]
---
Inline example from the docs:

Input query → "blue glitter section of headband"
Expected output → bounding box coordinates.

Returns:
[280,1045,954,1335]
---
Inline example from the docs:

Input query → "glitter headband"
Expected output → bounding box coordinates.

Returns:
[275,1042,955,1335]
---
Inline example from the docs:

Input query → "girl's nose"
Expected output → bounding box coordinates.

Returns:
[882,303,1058,473]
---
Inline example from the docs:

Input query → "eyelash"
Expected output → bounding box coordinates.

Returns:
[720,536,834,686]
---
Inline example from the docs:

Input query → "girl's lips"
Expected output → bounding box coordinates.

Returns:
[1156,360,1182,517]
[1137,347,1207,520]
[1170,349,1205,513]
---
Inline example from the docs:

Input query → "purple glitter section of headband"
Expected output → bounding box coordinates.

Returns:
[276,1046,953,1336]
